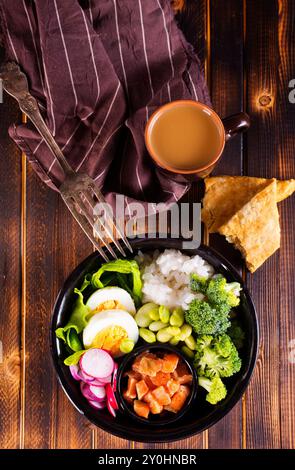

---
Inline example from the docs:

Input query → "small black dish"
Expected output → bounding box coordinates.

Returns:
[116,343,198,426]
[51,237,259,442]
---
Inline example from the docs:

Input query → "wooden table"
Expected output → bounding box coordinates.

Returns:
[0,0,294,449]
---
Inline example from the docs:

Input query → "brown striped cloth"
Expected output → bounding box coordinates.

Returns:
[0,0,210,206]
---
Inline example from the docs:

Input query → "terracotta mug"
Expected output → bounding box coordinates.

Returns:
[145,100,250,183]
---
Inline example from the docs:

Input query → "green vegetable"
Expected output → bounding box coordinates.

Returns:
[159,305,170,323]
[170,337,180,346]
[120,338,135,354]
[190,274,208,294]
[184,334,197,351]
[157,328,173,343]
[149,307,160,321]
[206,275,240,308]
[149,321,168,332]
[165,326,181,337]
[64,349,85,366]
[198,376,227,405]
[91,259,142,306]
[185,298,231,335]
[139,328,156,343]
[194,334,242,379]
[170,308,184,327]
[55,287,91,351]
[228,320,245,349]
[179,324,192,340]
[135,303,157,327]
[181,345,195,359]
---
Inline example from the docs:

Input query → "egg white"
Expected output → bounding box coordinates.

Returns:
[86,287,136,315]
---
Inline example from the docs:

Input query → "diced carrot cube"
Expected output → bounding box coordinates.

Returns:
[125,377,137,399]
[164,385,190,413]
[162,354,179,373]
[149,399,163,414]
[152,386,171,406]
[136,379,149,400]
[165,378,180,397]
[134,400,150,419]
[150,371,171,387]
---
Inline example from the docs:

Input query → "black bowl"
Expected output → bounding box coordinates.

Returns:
[116,343,198,426]
[51,237,259,443]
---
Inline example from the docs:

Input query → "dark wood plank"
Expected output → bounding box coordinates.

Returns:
[0,69,22,448]
[24,168,93,448]
[244,0,295,448]
[207,0,245,448]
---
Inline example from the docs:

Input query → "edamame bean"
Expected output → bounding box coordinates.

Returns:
[149,321,168,332]
[181,345,195,359]
[139,328,156,343]
[165,326,181,337]
[119,338,135,354]
[149,307,160,321]
[156,329,173,343]
[135,302,157,327]
[159,305,170,324]
[169,337,180,346]
[179,324,192,341]
[170,307,184,327]
[185,335,197,351]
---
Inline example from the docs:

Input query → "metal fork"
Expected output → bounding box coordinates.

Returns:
[0,62,132,262]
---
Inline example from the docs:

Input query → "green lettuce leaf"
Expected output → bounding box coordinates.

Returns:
[55,287,90,351]
[64,350,86,366]
[91,259,142,306]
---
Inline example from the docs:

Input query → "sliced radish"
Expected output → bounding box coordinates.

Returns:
[80,348,114,379]
[69,365,81,381]
[91,378,107,387]
[112,363,118,392]
[89,385,106,401]
[106,383,119,410]
[89,400,106,410]
[97,374,112,384]
[80,382,98,401]
[78,369,96,383]
[107,400,116,417]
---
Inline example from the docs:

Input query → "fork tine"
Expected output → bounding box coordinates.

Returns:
[89,183,133,253]
[75,193,118,260]
[82,190,126,257]
[62,195,110,262]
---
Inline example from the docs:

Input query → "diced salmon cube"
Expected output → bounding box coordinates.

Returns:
[136,357,163,377]
[134,400,150,419]
[165,378,180,397]
[142,375,157,390]
[177,374,193,385]
[152,386,171,406]
[164,385,190,413]
[124,370,142,381]
[150,371,171,387]
[123,391,133,403]
[175,361,189,377]
[162,354,179,373]
[149,399,163,414]
[143,392,154,404]
[125,377,137,399]
[136,379,149,400]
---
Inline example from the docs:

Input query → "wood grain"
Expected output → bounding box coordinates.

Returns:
[0,67,22,448]
[208,0,245,449]
[244,0,295,448]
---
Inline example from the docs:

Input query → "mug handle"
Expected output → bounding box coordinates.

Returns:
[222,112,250,142]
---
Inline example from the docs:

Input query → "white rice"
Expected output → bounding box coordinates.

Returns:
[135,249,215,310]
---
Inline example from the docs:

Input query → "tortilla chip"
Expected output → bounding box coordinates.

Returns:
[202,176,295,232]
[218,180,280,272]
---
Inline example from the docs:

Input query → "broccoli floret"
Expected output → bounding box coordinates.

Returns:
[185,298,231,335]
[194,334,242,379]
[190,273,208,294]
[228,320,245,349]
[206,275,240,308]
[198,376,227,405]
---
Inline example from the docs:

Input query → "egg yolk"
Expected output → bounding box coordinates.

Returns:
[89,300,126,317]
[90,325,128,356]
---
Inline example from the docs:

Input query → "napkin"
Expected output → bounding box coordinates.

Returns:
[0,0,210,207]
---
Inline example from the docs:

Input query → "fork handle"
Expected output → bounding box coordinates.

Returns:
[18,94,74,176]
